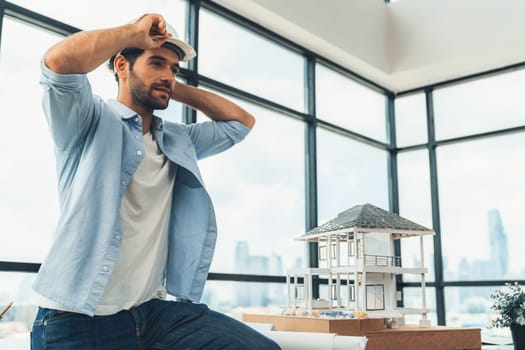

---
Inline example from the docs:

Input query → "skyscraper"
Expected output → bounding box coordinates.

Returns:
[488,209,508,276]
[233,241,284,307]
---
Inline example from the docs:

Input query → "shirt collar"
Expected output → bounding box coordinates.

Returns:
[107,99,164,133]
[108,99,164,125]
[107,99,138,120]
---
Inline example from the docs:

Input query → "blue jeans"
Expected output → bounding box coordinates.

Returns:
[31,299,281,350]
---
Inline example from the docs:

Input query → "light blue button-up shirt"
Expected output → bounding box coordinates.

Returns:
[33,61,250,316]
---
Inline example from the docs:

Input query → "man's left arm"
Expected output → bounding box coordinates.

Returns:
[172,81,255,128]
[171,81,255,158]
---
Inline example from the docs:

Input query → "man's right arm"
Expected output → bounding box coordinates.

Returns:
[42,14,173,150]
[44,14,172,74]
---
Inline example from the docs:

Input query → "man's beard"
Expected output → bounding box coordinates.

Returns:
[129,70,171,110]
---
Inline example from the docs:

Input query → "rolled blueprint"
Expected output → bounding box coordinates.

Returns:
[260,330,367,350]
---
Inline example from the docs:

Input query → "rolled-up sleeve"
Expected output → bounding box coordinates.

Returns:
[185,120,251,159]
[40,59,99,150]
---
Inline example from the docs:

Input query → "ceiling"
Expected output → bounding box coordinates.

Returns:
[212,0,525,93]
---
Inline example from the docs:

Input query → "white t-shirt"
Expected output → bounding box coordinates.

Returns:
[95,131,176,315]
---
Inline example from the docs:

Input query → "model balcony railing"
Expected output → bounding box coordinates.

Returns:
[363,254,401,267]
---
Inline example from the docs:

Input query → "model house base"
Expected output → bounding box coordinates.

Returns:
[242,313,482,350]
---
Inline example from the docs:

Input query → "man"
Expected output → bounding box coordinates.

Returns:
[31,14,280,350]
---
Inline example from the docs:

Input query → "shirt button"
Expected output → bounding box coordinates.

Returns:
[115,233,121,240]
[135,135,140,140]
[134,117,140,122]
[101,266,110,273]
[137,150,143,156]
[121,180,126,186]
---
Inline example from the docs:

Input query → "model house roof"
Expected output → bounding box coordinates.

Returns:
[301,203,434,240]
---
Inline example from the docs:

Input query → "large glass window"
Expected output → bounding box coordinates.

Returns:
[202,281,286,316]
[197,91,305,275]
[9,0,186,36]
[445,286,513,344]
[316,64,387,142]
[403,287,437,326]
[395,93,427,147]
[437,133,525,281]
[0,272,37,341]
[434,69,525,140]
[397,150,434,282]
[0,18,62,262]
[317,129,389,224]
[199,9,305,112]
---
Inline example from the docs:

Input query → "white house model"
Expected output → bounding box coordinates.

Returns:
[286,203,435,327]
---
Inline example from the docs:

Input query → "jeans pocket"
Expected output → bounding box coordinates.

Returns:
[42,308,77,325]
[37,309,92,349]
[32,307,48,326]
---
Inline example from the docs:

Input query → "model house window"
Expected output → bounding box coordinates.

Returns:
[357,239,364,259]
[339,242,349,266]
[348,240,356,257]
[330,284,338,300]
[330,243,337,260]
[348,284,356,302]
[295,285,304,300]
[366,284,385,311]
[319,245,328,261]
